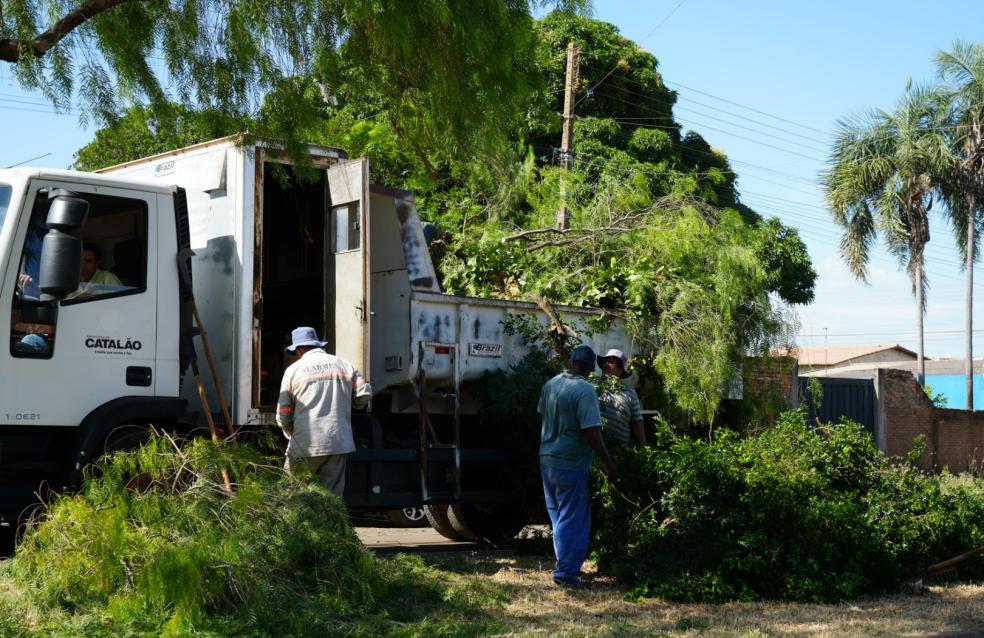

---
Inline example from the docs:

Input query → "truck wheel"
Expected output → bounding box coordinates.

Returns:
[423,504,467,541]
[446,503,526,544]
[102,425,152,455]
[386,507,428,527]
[88,425,155,490]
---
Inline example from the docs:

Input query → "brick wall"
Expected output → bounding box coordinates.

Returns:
[877,368,984,472]
[743,356,799,427]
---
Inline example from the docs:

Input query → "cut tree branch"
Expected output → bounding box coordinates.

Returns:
[526,235,593,251]
[501,202,672,249]
[533,294,576,361]
[0,0,141,62]
[501,227,568,242]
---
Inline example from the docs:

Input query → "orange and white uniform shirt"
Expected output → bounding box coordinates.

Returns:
[276,348,372,458]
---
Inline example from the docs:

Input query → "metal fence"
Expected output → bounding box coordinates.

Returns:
[798,377,877,444]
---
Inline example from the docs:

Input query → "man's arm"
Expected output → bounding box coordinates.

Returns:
[583,427,616,480]
[576,384,615,480]
[628,390,646,447]
[351,368,372,410]
[276,375,294,436]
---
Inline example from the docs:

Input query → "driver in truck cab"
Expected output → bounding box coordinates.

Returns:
[65,243,123,299]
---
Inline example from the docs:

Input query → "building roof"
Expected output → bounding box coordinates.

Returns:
[799,357,984,379]
[787,344,918,367]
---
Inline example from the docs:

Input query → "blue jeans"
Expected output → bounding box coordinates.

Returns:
[541,465,591,582]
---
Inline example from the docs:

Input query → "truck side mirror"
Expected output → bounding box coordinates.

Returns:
[38,195,89,299]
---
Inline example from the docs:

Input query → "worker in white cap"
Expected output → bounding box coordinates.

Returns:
[596,349,646,447]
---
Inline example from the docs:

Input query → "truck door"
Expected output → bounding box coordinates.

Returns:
[2,182,158,426]
[327,159,370,376]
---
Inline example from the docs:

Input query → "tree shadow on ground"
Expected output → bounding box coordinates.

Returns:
[328,554,511,638]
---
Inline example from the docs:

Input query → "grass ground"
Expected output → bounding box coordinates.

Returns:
[359,552,984,638]
[0,548,981,637]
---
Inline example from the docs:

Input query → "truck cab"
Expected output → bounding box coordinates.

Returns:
[0,169,189,525]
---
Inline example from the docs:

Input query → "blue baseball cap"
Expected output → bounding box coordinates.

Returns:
[569,345,596,367]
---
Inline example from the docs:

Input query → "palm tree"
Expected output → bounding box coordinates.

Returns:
[821,83,953,385]
[935,41,984,410]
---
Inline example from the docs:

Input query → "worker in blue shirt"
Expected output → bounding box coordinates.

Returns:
[538,345,616,589]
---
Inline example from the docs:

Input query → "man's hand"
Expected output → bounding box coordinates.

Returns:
[584,427,617,482]
[601,458,617,482]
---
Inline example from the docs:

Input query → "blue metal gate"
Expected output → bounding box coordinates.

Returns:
[798,377,876,442]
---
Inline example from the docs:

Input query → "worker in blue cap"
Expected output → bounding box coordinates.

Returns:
[537,344,616,589]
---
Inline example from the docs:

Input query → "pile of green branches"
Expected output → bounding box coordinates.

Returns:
[6,435,378,636]
[592,410,984,603]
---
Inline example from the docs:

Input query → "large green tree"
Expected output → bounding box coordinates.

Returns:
[1,0,581,159]
[935,41,984,410]
[822,84,953,385]
[429,12,815,422]
[72,12,817,424]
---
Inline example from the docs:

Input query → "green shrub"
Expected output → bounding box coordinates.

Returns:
[592,409,984,603]
[9,435,379,636]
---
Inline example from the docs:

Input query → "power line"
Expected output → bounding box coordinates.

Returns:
[579,73,834,146]
[574,0,691,108]
[665,79,829,135]
[562,149,979,283]
[5,152,52,168]
[804,329,984,339]
[593,90,825,160]
[0,102,75,116]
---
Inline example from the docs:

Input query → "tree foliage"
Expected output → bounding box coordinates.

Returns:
[422,13,814,422]
[2,0,583,159]
[593,410,984,603]
[935,40,984,263]
[72,104,232,170]
[822,83,952,290]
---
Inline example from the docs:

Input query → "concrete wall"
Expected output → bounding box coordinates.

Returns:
[877,368,984,473]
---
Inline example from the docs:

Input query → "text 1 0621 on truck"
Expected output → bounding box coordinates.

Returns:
[0,136,633,542]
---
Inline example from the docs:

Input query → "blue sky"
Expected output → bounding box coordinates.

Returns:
[592,0,984,359]
[2,1,984,357]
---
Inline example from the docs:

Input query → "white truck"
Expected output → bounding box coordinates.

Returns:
[0,136,631,541]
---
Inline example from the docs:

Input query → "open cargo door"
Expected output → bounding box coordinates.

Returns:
[327,159,370,376]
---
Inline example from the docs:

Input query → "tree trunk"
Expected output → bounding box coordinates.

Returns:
[966,191,976,411]
[917,263,925,386]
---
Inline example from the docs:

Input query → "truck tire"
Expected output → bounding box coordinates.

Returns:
[386,507,428,527]
[86,425,156,491]
[102,424,153,455]
[423,504,467,541]
[446,503,526,544]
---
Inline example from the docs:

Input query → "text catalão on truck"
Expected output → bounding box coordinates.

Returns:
[0,136,632,542]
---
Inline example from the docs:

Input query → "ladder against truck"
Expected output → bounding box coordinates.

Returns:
[0,136,632,542]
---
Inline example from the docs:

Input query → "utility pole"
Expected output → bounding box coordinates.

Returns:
[824,327,828,377]
[556,41,579,230]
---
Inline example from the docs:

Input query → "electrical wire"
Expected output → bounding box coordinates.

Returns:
[574,0,692,108]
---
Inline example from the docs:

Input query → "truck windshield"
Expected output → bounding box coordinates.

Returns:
[0,185,10,231]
